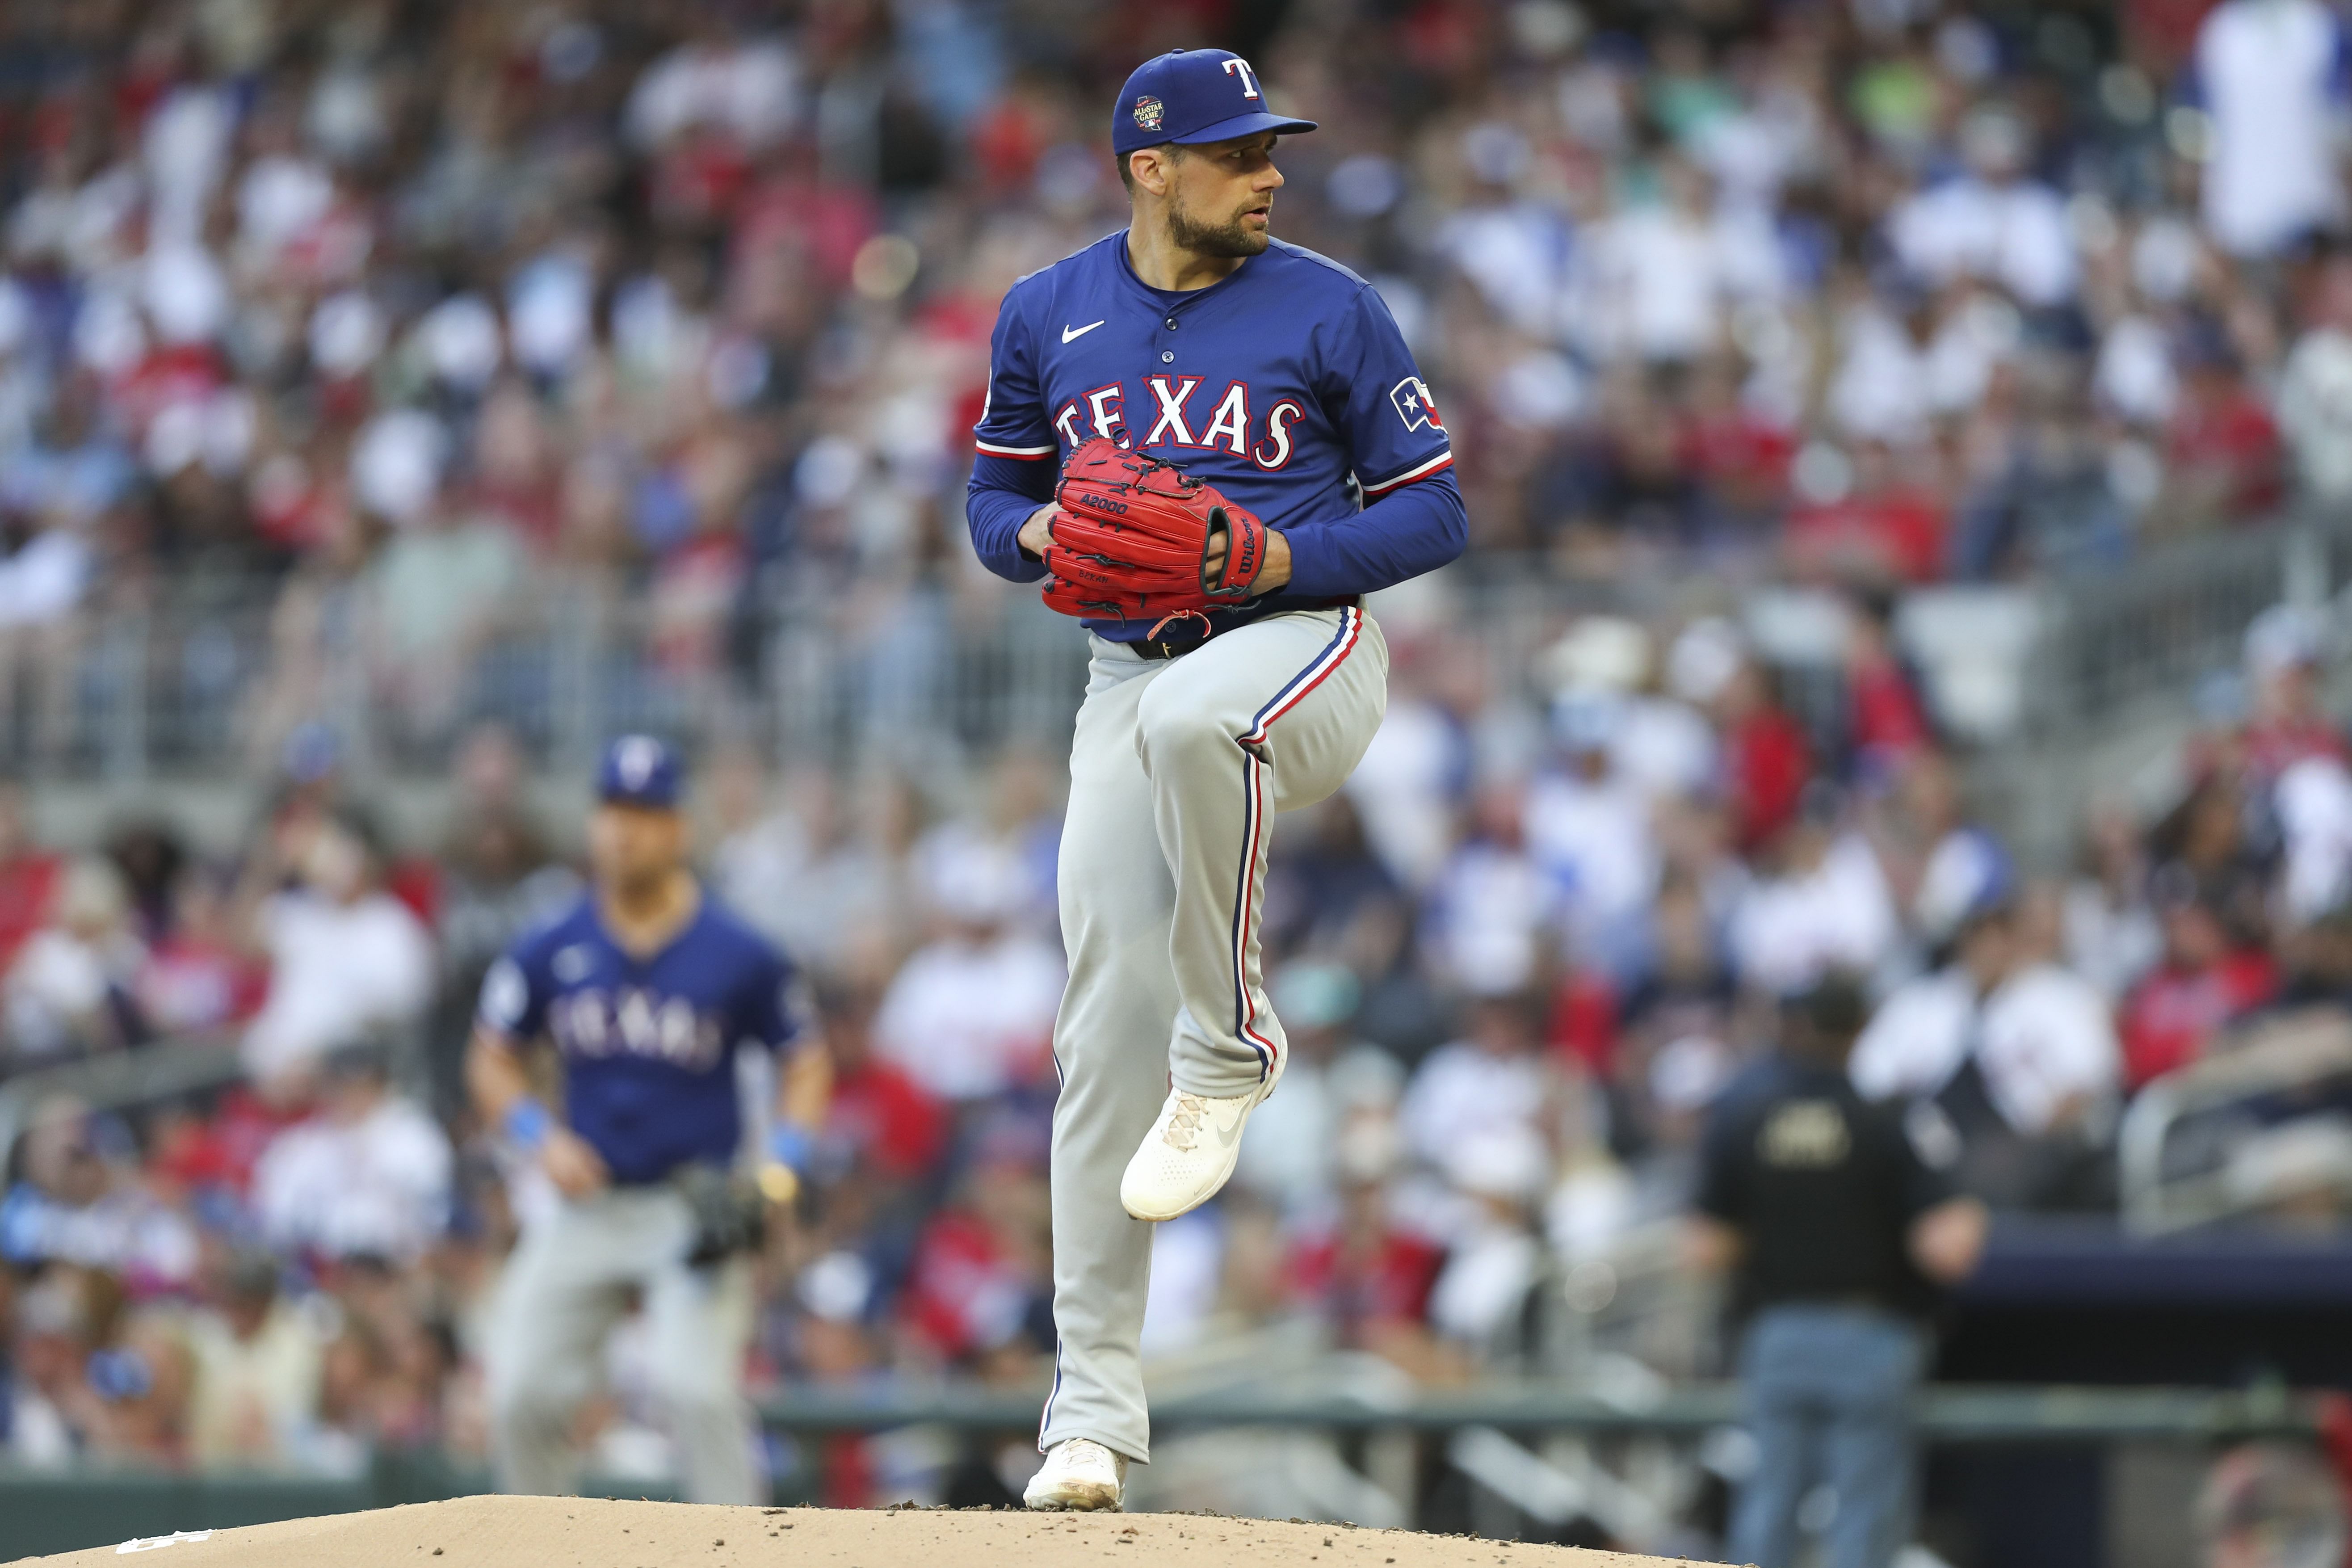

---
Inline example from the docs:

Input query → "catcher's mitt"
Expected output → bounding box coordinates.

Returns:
[1040,437,1268,631]
[674,1164,767,1269]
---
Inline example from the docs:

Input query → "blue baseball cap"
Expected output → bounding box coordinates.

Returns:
[1111,48,1317,156]
[596,734,682,809]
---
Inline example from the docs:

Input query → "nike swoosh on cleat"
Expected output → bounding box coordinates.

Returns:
[1216,1116,1245,1150]
[1062,320,1105,343]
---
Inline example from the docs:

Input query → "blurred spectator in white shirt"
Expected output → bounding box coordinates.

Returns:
[1536,616,1716,806]
[1436,123,1569,339]
[2065,803,2163,1001]
[1399,992,1554,1177]
[1887,105,2075,309]
[1423,784,1562,998]
[2278,253,2352,502]
[4,1268,89,1466]
[873,839,1063,1104]
[911,747,1062,938]
[706,748,816,947]
[237,810,435,1092]
[1348,637,1480,893]
[711,763,907,980]
[253,1046,452,1264]
[1579,154,1748,365]
[1852,895,2119,1142]
[1426,1122,1549,1351]
[5,856,140,1064]
[1235,963,1405,1214]
[1888,751,2016,956]
[1526,695,1661,984]
[2195,0,2348,257]
[183,1251,327,1466]
[625,31,802,153]
[1730,789,1898,996]
[0,1099,197,1291]
[2278,755,2352,926]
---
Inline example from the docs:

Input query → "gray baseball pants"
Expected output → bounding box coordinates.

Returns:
[1039,603,1388,1463]
[487,1185,760,1503]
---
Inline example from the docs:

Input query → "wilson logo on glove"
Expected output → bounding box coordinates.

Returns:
[1040,437,1268,633]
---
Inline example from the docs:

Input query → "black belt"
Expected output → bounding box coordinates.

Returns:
[1126,597,1361,661]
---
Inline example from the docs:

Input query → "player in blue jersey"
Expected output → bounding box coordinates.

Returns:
[469,736,821,1505]
[967,49,1467,1510]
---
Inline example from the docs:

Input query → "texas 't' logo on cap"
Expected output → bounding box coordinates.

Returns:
[1110,49,1318,155]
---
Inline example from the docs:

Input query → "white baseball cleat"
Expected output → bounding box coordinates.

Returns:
[1119,1082,1271,1222]
[1024,1438,1128,1511]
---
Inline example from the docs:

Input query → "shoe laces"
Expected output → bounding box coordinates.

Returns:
[1163,1094,1208,1152]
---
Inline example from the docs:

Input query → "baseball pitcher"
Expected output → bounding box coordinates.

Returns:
[470,736,819,1504]
[966,48,1466,1510]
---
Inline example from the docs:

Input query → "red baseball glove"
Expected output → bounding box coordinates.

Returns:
[1038,438,1268,631]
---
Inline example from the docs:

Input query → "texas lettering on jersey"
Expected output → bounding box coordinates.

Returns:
[1028,375,1315,470]
[478,892,801,1184]
[544,983,730,1072]
[968,232,1466,637]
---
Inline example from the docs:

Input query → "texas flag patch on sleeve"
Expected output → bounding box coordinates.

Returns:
[1390,376,1444,433]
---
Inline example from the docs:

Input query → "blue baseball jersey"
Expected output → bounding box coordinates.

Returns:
[477,891,802,1186]
[966,233,1467,637]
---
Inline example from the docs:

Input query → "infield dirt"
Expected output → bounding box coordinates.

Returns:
[11,1493,1723,1567]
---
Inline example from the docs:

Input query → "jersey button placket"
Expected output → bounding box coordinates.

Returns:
[1160,349,1174,363]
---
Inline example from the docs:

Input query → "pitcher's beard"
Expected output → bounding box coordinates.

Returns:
[1168,197,1270,258]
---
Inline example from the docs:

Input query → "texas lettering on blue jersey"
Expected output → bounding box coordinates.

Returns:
[478,891,801,1185]
[967,234,1467,637]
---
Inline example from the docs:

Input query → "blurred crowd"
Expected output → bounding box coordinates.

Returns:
[2,0,2352,768]
[9,0,2352,1518]
[10,584,2352,1502]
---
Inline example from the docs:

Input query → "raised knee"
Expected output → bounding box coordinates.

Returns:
[1136,688,1240,763]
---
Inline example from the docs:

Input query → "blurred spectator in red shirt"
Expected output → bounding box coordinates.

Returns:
[1678,351,1794,531]
[1713,657,1816,856]
[134,869,268,1039]
[2239,605,2349,785]
[1785,440,1949,585]
[2119,876,2279,1088]
[1845,593,1932,779]
[817,984,948,1186]
[2158,319,2284,534]
[1286,1176,1446,1373]
[1547,964,1619,1079]
[898,1125,1050,1375]
[0,783,60,976]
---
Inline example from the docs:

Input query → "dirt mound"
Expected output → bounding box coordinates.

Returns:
[12,1493,1718,1568]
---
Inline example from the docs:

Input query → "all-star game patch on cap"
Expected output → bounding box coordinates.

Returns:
[596,733,682,809]
[1111,48,1318,156]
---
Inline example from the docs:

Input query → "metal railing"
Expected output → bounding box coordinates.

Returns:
[748,1377,2324,1445]
[2118,1009,2352,1235]
[5,514,2344,797]
[0,571,1095,785]
[0,1380,2318,1558]
[0,1034,244,1167]
[2019,514,2342,733]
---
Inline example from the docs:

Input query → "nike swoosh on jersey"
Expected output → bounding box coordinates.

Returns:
[1061,320,1105,343]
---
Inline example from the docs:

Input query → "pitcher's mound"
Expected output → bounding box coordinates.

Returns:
[13,1492,1719,1567]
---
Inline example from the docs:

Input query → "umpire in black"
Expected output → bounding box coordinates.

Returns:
[1690,974,1989,1568]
